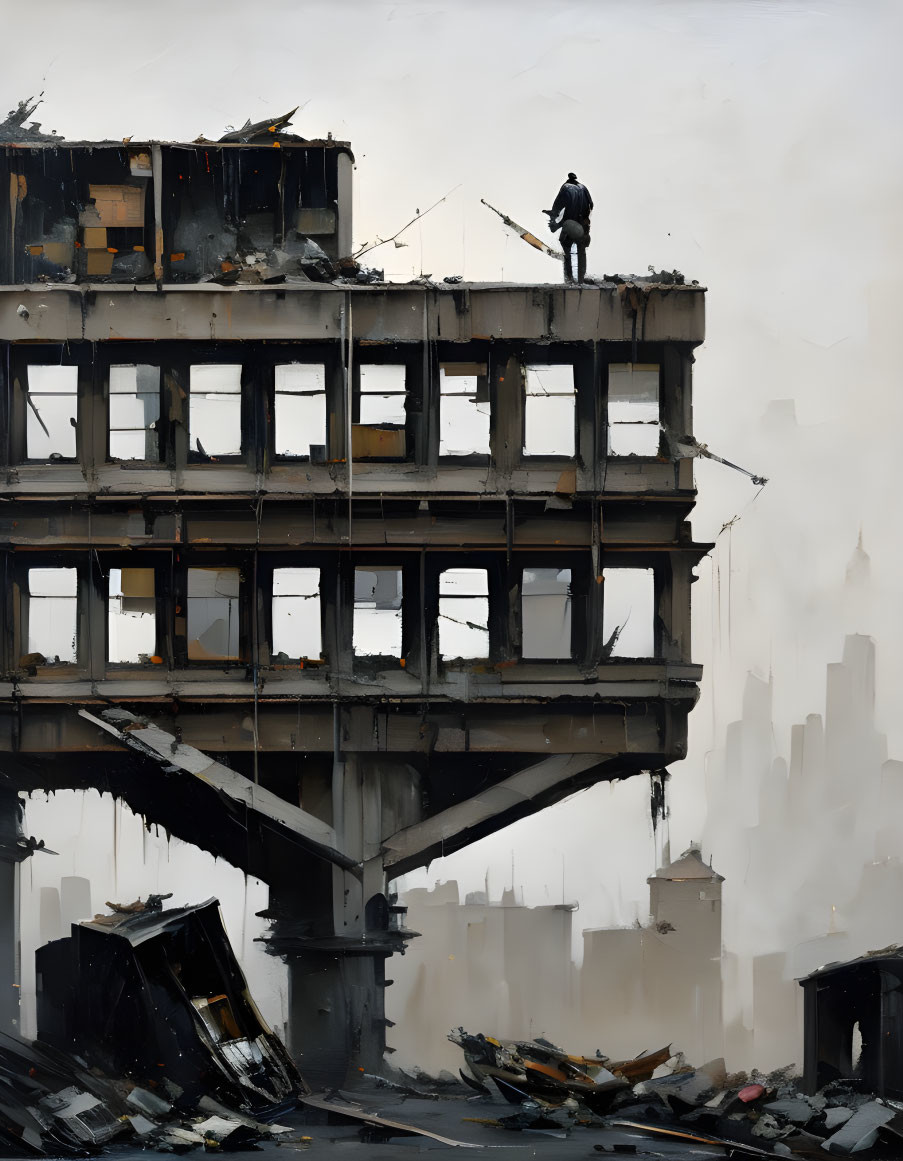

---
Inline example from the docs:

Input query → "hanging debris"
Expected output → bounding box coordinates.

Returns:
[671,436,769,486]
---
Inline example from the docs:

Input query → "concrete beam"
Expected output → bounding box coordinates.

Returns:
[5,699,692,759]
[381,752,608,875]
[0,284,705,345]
[76,707,358,871]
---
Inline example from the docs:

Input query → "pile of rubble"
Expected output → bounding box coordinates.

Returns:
[0,896,309,1155]
[450,1028,903,1156]
[0,1035,301,1155]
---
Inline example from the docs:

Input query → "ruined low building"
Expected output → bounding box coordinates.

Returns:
[800,948,903,1098]
[0,106,710,1084]
[581,846,724,1066]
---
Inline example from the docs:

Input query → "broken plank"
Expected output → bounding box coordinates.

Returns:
[300,1094,491,1147]
[610,1119,776,1157]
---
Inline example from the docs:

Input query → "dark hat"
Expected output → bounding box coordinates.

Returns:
[567,172,577,181]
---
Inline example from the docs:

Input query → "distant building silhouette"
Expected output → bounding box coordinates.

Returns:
[389,882,577,1073]
[580,846,723,1065]
[390,848,724,1073]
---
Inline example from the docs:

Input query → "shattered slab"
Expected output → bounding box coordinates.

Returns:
[36,897,305,1119]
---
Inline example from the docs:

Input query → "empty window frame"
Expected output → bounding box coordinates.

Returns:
[108,567,156,663]
[521,567,572,659]
[187,567,240,661]
[272,567,322,660]
[602,567,655,657]
[27,567,77,663]
[274,363,327,458]
[359,364,407,425]
[523,365,575,457]
[439,364,490,456]
[189,365,242,457]
[354,567,403,658]
[26,365,78,460]
[108,365,161,461]
[439,568,489,659]
[607,363,660,456]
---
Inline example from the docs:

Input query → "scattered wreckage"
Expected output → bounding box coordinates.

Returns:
[449,1028,903,1156]
[449,1027,670,1110]
[0,895,306,1155]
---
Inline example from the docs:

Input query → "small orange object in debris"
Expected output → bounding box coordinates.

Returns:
[150,655,163,665]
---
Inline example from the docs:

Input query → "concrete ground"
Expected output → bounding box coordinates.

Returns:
[95,1085,729,1161]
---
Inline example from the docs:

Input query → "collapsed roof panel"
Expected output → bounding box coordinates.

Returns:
[1,146,154,284]
[0,139,353,284]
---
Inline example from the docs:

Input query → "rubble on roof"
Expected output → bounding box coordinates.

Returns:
[218,107,305,144]
[0,96,62,144]
[603,268,691,286]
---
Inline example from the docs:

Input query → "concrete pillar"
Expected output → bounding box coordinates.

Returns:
[273,756,415,1087]
[0,789,25,1035]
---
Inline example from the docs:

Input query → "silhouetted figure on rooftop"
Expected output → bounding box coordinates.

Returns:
[545,173,593,283]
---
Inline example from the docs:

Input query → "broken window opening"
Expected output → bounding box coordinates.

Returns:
[439,568,489,660]
[192,994,243,1044]
[25,365,78,460]
[187,567,240,661]
[272,567,322,661]
[108,568,156,664]
[108,365,161,461]
[607,363,661,456]
[359,365,407,426]
[80,180,151,281]
[602,567,655,658]
[274,364,327,458]
[27,567,77,664]
[353,567,403,658]
[523,365,575,457]
[521,568,572,659]
[189,365,242,458]
[439,364,490,456]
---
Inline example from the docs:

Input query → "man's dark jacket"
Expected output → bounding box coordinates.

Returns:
[550,181,593,228]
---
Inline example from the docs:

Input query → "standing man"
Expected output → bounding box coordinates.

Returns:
[545,172,593,284]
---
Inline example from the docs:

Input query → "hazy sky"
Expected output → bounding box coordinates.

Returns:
[7,0,903,990]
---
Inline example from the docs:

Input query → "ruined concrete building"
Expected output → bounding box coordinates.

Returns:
[0,107,709,1085]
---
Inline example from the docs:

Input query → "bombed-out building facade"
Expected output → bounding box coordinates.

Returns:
[0,111,709,1085]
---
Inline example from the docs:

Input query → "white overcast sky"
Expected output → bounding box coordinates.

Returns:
[7,0,903,973]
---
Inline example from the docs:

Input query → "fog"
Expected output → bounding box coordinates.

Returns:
[4,0,902,1068]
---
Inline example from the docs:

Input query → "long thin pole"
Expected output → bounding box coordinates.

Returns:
[480,198,564,261]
